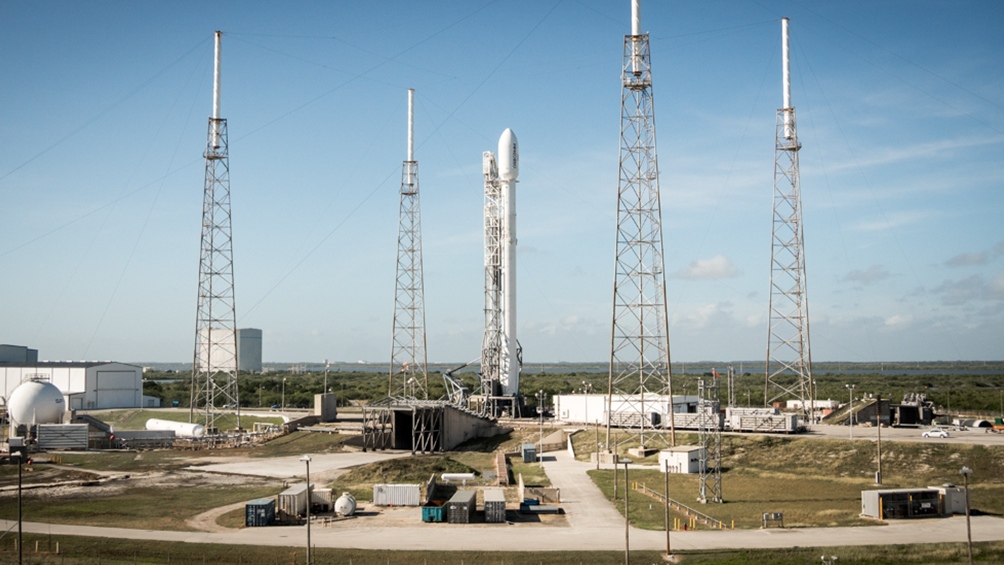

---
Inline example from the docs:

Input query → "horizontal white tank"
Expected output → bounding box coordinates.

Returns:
[441,473,476,482]
[145,418,206,438]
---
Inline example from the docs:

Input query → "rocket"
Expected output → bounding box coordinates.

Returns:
[498,128,519,396]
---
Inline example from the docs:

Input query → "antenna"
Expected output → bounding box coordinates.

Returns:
[781,18,792,139]
[212,31,222,148]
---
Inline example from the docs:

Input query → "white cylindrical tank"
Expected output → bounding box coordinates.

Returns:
[441,473,476,482]
[8,380,65,426]
[145,418,206,438]
[334,492,357,516]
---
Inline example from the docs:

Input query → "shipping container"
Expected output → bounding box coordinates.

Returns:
[521,443,536,463]
[447,490,477,524]
[277,484,309,518]
[373,483,421,507]
[422,504,446,523]
[245,498,275,527]
[484,488,507,523]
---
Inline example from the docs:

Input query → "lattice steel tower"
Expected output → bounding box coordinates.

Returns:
[697,377,723,503]
[481,150,504,414]
[606,0,675,452]
[765,18,813,420]
[389,89,429,400]
[191,31,240,431]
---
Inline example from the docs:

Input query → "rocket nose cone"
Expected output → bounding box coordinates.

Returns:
[498,128,519,181]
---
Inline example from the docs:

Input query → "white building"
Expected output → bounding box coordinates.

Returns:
[196,327,262,373]
[552,394,699,426]
[1,361,144,410]
[659,446,706,474]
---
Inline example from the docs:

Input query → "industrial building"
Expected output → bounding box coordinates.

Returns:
[197,328,262,373]
[237,328,263,373]
[361,399,508,454]
[860,487,962,520]
[552,394,699,426]
[1,358,146,411]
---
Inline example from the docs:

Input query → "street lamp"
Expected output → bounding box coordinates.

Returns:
[845,384,856,440]
[536,390,545,459]
[282,377,287,413]
[961,466,973,565]
[622,458,633,565]
[875,394,883,485]
[664,458,671,558]
[301,455,312,565]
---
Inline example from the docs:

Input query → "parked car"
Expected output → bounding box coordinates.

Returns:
[922,428,950,438]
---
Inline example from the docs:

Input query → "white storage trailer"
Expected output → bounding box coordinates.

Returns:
[278,483,310,518]
[373,484,421,506]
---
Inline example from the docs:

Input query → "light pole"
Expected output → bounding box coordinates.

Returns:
[324,359,329,393]
[301,455,312,565]
[961,466,973,565]
[282,377,287,413]
[845,384,856,440]
[664,458,671,558]
[536,390,545,459]
[623,458,633,565]
[875,394,883,485]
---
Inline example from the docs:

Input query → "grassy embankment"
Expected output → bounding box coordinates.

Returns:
[574,431,1004,530]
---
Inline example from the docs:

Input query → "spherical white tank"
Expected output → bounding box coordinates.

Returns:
[497,128,519,181]
[334,492,357,516]
[145,418,206,438]
[8,380,65,426]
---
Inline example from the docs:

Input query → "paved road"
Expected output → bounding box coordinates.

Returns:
[6,448,1004,552]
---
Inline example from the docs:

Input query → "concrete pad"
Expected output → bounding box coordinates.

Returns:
[188,451,410,479]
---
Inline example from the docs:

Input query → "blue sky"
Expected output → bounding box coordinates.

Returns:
[1,1,1001,364]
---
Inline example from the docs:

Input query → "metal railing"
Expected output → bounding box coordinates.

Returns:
[632,481,726,530]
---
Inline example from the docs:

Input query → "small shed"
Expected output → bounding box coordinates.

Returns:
[929,484,968,515]
[861,488,944,520]
[658,446,706,474]
[521,443,536,463]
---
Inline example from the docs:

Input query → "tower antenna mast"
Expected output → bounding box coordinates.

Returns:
[191,31,240,431]
[765,18,813,421]
[389,88,429,399]
[606,0,675,454]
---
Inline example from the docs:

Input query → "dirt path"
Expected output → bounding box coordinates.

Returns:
[186,501,245,532]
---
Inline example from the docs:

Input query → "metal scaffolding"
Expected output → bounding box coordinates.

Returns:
[390,89,429,400]
[191,32,239,432]
[765,18,813,420]
[606,20,675,452]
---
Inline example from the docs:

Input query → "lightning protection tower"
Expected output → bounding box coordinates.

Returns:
[765,18,813,421]
[389,89,429,400]
[191,31,240,431]
[606,0,675,454]
[697,376,723,503]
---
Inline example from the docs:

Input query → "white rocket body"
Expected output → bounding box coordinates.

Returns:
[497,128,519,396]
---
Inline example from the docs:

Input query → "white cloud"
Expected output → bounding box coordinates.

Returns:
[675,254,740,280]
[946,241,1004,267]
[850,210,932,232]
[884,314,913,328]
[842,265,891,285]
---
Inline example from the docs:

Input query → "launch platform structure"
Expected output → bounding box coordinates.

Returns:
[479,130,521,418]
[697,377,723,504]
[606,0,675,453]
[191,31,240,432]
[765,18,813,421]
[389,89,429,400]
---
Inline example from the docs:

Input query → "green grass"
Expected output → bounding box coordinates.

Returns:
[581,431,1004,530]
[3,535,1004,564]
[0,484,280,530]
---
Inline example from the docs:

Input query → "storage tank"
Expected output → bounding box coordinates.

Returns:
[334,492,357,516]
[8,380,65,426]
[145,418,206,438]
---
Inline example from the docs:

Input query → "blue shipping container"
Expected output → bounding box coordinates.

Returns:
[422,505,446,522]
[246,498,276,527]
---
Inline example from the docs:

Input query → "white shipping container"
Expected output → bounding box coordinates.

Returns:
[373,483,421,507]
